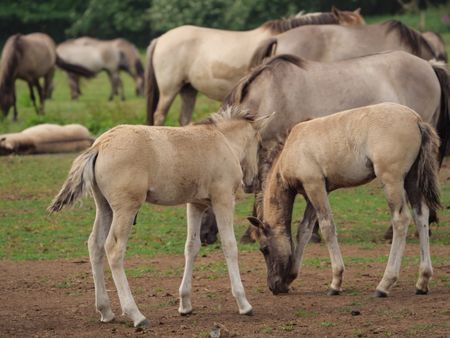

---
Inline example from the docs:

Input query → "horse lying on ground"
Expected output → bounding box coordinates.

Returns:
[48,107,272,328]
[248,103,440,297]
[0,124,94,155]
[145,7,364,126]
[0,33,94,121]
[199,52,450,244]
[56,37,128,100]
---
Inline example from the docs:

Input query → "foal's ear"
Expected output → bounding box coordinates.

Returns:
[253,112,276,131]
[247,216,264,229]
[331,6,341,18]
[354,8,361,15]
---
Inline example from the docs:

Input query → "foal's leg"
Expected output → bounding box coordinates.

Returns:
[304,181,345,295]
[104,204,148,327]
[212,195,252,315]
[179,84,197,126]
[88,185,114,322]
[179,203,207,315]
[292,200,317,276]
[375,177,411,297]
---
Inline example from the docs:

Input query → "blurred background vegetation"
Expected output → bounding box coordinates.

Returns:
[0,0,449,49]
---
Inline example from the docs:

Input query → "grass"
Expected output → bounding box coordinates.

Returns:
[1,7,450,261]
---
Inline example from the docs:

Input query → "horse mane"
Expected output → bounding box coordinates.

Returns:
[262,12,338,34]
[0,34,22,92]
[224,54,307,106]
[384,20,435,57]
[195,105,256,125]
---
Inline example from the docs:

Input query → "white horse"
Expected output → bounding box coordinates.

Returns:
[49,107,272,328]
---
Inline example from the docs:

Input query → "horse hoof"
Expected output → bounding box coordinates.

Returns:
[242,308,254,316]
[179,309,193,316]
[327,288,340,296]
[374,289,388,298]
[415,288,428,295]
[310,233,321,243]
[135,318,150,328]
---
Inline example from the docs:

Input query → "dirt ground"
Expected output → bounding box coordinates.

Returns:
[1,244,449,338]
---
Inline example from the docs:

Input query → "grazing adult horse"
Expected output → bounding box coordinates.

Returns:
[249,20,437,67]
[145,8,364,126]
[48,107,272,328]
[201,52,450,244]
[56,37,128,100]
[422,31,448,62]
[248,103,440,297]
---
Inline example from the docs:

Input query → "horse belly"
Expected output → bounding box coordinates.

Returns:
[325,156,375,190]
[145,182,200,206]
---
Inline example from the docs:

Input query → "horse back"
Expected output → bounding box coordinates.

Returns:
[16,33,56,79]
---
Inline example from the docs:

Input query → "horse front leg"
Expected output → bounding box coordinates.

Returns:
[34,79,45,114]
[304,181,345,295]
[12,83,18,121]
[375,178,410,297]
[104,206,148,328]
[179,84,197,126]
[28,81,38,114]
[212,194,252,315]
[178,203,207,315]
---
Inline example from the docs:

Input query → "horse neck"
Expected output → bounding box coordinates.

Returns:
[216,120,253,161]
[0,35,20,90]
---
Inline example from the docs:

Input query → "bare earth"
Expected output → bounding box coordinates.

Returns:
[1,244,449,337]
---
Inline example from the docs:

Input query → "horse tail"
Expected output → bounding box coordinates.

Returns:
[249,38,278,70]
[0,34,21,93]
[48,146,99,213]
[431,64,450,165]
[145,38,159,125]
[55,55,96,78]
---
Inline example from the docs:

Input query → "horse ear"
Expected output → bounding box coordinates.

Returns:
[354,8,361,15]
[253,111,276,131]
[247,216,264,229]
[331,6,340,17]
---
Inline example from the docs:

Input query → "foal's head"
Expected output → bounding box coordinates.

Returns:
[248,216,297,294]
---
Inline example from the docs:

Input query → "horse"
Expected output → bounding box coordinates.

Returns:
[48,106,272,328]
[200,52,450,244]
[422,31,448,62]
[247,103,440,298]
[249,20,437,68]
[145,7,365,126]
[0,124,94,155]
[56,37,128,101]
[0,33,56,121]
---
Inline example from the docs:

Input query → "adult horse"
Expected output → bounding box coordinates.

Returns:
[145,8,364,126]
[201,52,449,244]
[48,106,272,328]
[249,20,437,67]
[247,103,440,297]
[56,37,128,100]
[75,37,145,96]
[0,33,94,121]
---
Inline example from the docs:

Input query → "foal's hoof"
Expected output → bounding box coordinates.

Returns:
[135,318,150,328]
[415,288,429,295]
[374,289,388,298]
[327,288,340,296]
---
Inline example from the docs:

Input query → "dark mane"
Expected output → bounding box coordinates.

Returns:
[224,54,307,106]
[0,34,22,91]
[262,12,338,34]
[384,20,435,57]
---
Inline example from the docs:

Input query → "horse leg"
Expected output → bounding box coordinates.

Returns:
[44,67,55,99]
[212,195,252,315]
[68,73,80,100]
[34,79,45,114]
[117,74,125,101]
[28,81,38,113]
[153,91,177,126]
[179,84,197,126]
[106,71,115,101]
[12,83,18,121]
[291,200,317,277]
[304,181,345,295]
[375,177,411,297]
[178,203,207,315]
[88,185,115,323]
[104,204,148,328]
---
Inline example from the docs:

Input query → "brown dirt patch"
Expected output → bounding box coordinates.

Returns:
[1,244,449,337]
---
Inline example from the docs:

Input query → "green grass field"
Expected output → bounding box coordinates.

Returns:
[1,8,450,262]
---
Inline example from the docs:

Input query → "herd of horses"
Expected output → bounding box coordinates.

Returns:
[2,6,449,330]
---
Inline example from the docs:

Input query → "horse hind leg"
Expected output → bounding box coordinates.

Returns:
[44,67,55,100]
[375,175,411,297]
[153,90,178,126]
[34,79,45,114]
[88,185,115,323]
[28,81,38,113]
[179,203,207,315]
[179,84,197,126]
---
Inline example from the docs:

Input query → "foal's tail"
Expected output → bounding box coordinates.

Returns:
[48,146,99,212]
[249,37,278,70]
[145,38,159,125]
[409,121,441,215]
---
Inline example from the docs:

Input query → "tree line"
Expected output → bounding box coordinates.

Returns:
[0,0,447,48]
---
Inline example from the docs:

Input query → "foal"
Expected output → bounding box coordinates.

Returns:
[49,107,271,328]
[248,103,440,297]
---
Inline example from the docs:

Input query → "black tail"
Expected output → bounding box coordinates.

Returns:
[56,55,96,78]
[431,65,450,165]
[249,37,278,70]
[145,38,159,125]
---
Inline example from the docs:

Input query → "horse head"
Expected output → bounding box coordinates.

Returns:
[0,86,14,117]
[248,216,297,294]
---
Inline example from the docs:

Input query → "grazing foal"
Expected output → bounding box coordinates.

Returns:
[248,103,440,297]
[49,107,271,328]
